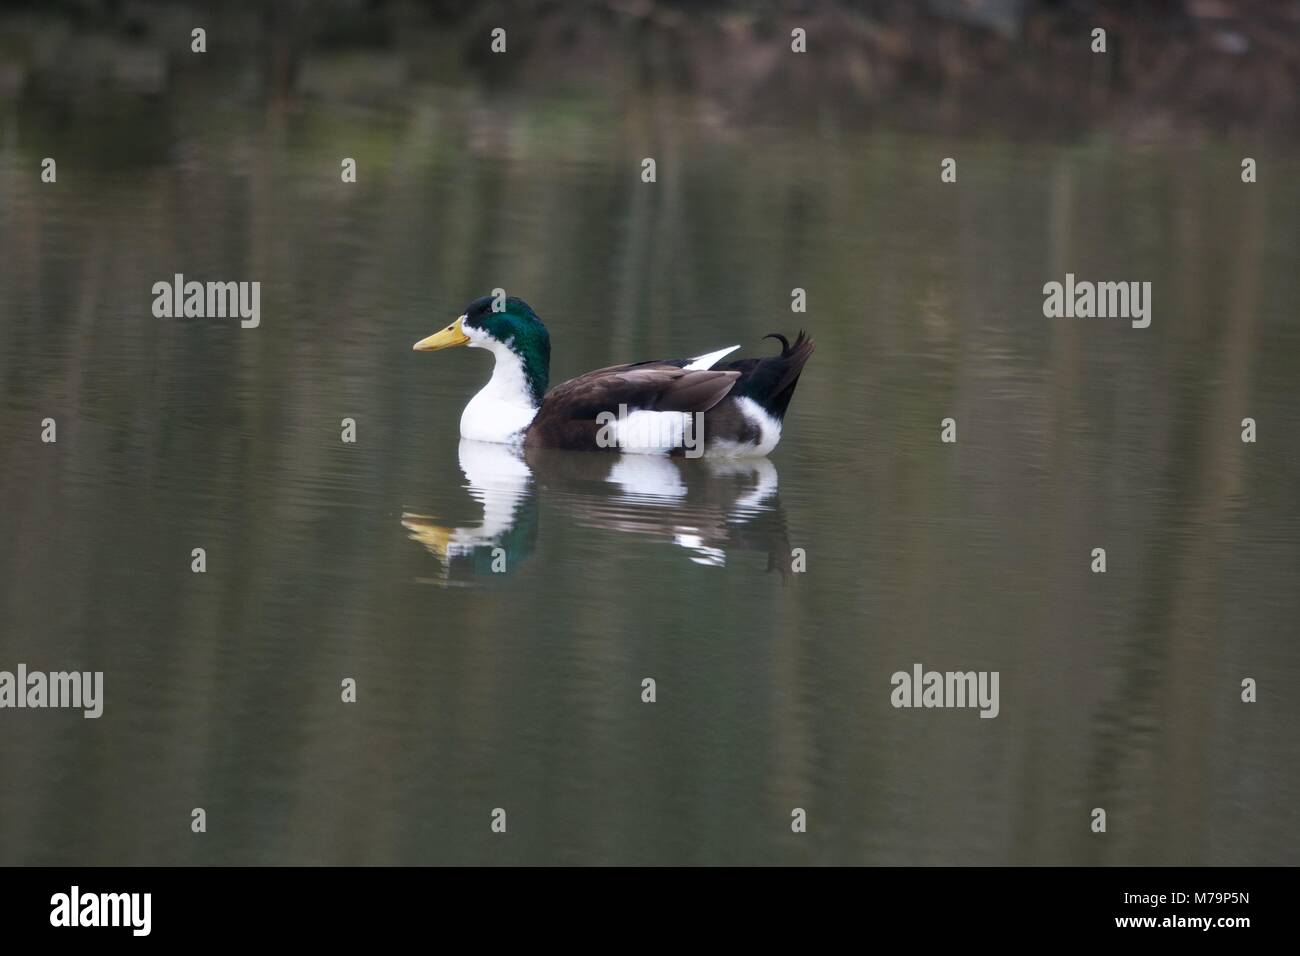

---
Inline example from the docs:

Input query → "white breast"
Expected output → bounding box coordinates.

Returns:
[460,392,536,444]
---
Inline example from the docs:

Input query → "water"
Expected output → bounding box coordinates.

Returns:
[1,70,1298,865]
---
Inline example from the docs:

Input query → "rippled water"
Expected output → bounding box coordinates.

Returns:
[1,69,1298,865]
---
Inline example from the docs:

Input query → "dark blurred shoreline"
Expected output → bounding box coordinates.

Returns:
[2,0,1299,141]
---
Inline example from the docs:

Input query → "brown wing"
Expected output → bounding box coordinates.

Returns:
[525,362,739,450]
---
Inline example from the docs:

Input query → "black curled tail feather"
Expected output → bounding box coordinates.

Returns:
[762,332,791,354]
[720,331,815,421]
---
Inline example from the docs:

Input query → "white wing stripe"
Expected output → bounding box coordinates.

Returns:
[684,345,740,370]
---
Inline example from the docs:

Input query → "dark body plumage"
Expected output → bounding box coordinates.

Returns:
[524,331,815,453]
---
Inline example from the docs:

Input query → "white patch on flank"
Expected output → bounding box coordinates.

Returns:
[684,344,739,370]
[610,409,694,455]
[460,323,538,444]
[707,396,782,458]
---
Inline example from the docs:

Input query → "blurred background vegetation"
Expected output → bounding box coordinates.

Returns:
[1,0,1298,138]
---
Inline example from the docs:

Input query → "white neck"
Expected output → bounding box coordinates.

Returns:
[459,333,539,444]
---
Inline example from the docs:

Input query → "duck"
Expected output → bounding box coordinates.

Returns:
[412,295,814,457]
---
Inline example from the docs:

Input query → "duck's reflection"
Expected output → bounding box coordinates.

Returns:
[402,440,792,583]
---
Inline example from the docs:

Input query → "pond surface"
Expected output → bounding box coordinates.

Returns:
[1,72,1297,864]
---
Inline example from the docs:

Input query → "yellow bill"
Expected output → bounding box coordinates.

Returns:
[413,315,470,351]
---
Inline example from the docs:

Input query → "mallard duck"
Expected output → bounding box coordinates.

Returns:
[413,296,814,457]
